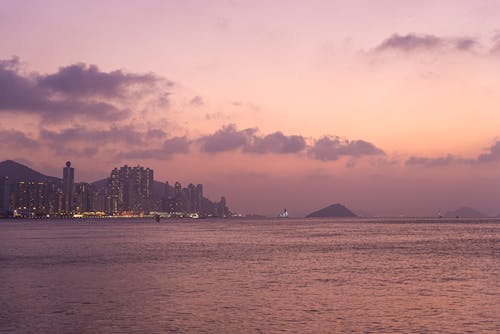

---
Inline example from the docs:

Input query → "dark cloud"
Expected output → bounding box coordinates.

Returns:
[38,125,184,160]
[40,125,166,146]
[198,125,383,160]
[39,126,135,158]
[198,125,307,155]
[308,136,385,161]
[377,34,442,52]
[0,128,39,149]
[146,128,167,139]
[116,136,190,160]
[189,95,204,107]
[2,120,385,163]
[405,141,500,167]
[51,145,99,158]
[375,33,477,52]
[162,136,190,153]
[491,34,500,54]
[0,56,21,70]
[477,141,500,163]
[405,154,473,167]
[0,56,170,122]
[38,63,160,98]
[198,124,257,153]
[245,131,306,154]
[0,60,50,111]
[455,38,478,51]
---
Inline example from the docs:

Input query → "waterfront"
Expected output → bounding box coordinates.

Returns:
[1,218,499,333]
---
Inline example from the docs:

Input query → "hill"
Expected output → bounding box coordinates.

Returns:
[306,203,357,218]
[444,206,486,218]
[0,160,60,183]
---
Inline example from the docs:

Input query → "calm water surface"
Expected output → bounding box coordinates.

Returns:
[0,218,499,333]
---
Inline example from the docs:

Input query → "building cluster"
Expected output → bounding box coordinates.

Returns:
[0,161,230,218]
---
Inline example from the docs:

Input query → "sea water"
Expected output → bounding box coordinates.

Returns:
[0,218,499,333]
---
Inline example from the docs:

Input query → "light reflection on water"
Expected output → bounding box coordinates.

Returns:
[0,218,499,333]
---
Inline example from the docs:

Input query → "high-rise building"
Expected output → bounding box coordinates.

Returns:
[62,161,74,213]
[187,183,196,212]
[108,168,120,213]
[0,176,10,216]
[46,182,63,215]
[106,165,154,214]
[216,196,229,217]
[92,186,107,213]
[75,182,93,213]
[184,183,204,213]
[195,184,203,213]
[164,181,174,198]
[14,181,59,217]
[174,181,182,212]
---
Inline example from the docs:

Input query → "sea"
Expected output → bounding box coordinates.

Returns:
[0,218,499,333]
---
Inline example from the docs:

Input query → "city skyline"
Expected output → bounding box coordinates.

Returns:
[0,159,229,218]
[2,1,500,216]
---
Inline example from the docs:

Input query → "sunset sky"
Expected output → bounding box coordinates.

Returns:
[2,0,500,216]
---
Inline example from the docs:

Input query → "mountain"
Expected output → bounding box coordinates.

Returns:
[306,203,357,218]
[0,160,60,183]
[444,206,486,218]
[90,178,108,189]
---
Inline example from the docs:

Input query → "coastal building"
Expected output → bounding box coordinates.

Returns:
[106,165,154,214]
[195,184,203,213]
[174,181,182,212]
[187,183,196,212]
[74,182,93,213]
[62,161,75,213]
[14,180,61,217]
[216,196,229,217]
[0,176,10,216]
[92,186,107,213]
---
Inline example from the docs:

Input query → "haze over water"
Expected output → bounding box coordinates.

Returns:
[1,218,498,333]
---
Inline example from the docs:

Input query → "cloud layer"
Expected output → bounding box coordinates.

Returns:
[0,57,169,122]
[38,63,162,98]
[373,32,500,55]
[308,136,385,161]
[406,141,500,167]
[375,33,477,53]
[1,121,385,164]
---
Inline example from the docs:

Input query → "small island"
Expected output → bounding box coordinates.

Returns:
[444,206,486,218]
[305,203,357,218]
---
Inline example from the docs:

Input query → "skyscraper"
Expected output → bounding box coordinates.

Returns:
[187,183,196,212]
[174,181,182,212]
[0,176,10,216]
[106,165,154,213]
[195,184,203,213]
[15,181,55,217]
[74,182,93,213]
[164,181,173,198]
[62,161,74,213]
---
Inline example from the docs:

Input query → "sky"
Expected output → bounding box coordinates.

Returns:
[2,0,500,217]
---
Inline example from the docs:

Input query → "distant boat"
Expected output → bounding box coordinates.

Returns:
[278,209,289,218]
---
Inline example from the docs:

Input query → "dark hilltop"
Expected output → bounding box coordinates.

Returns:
[306,203,357,218]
